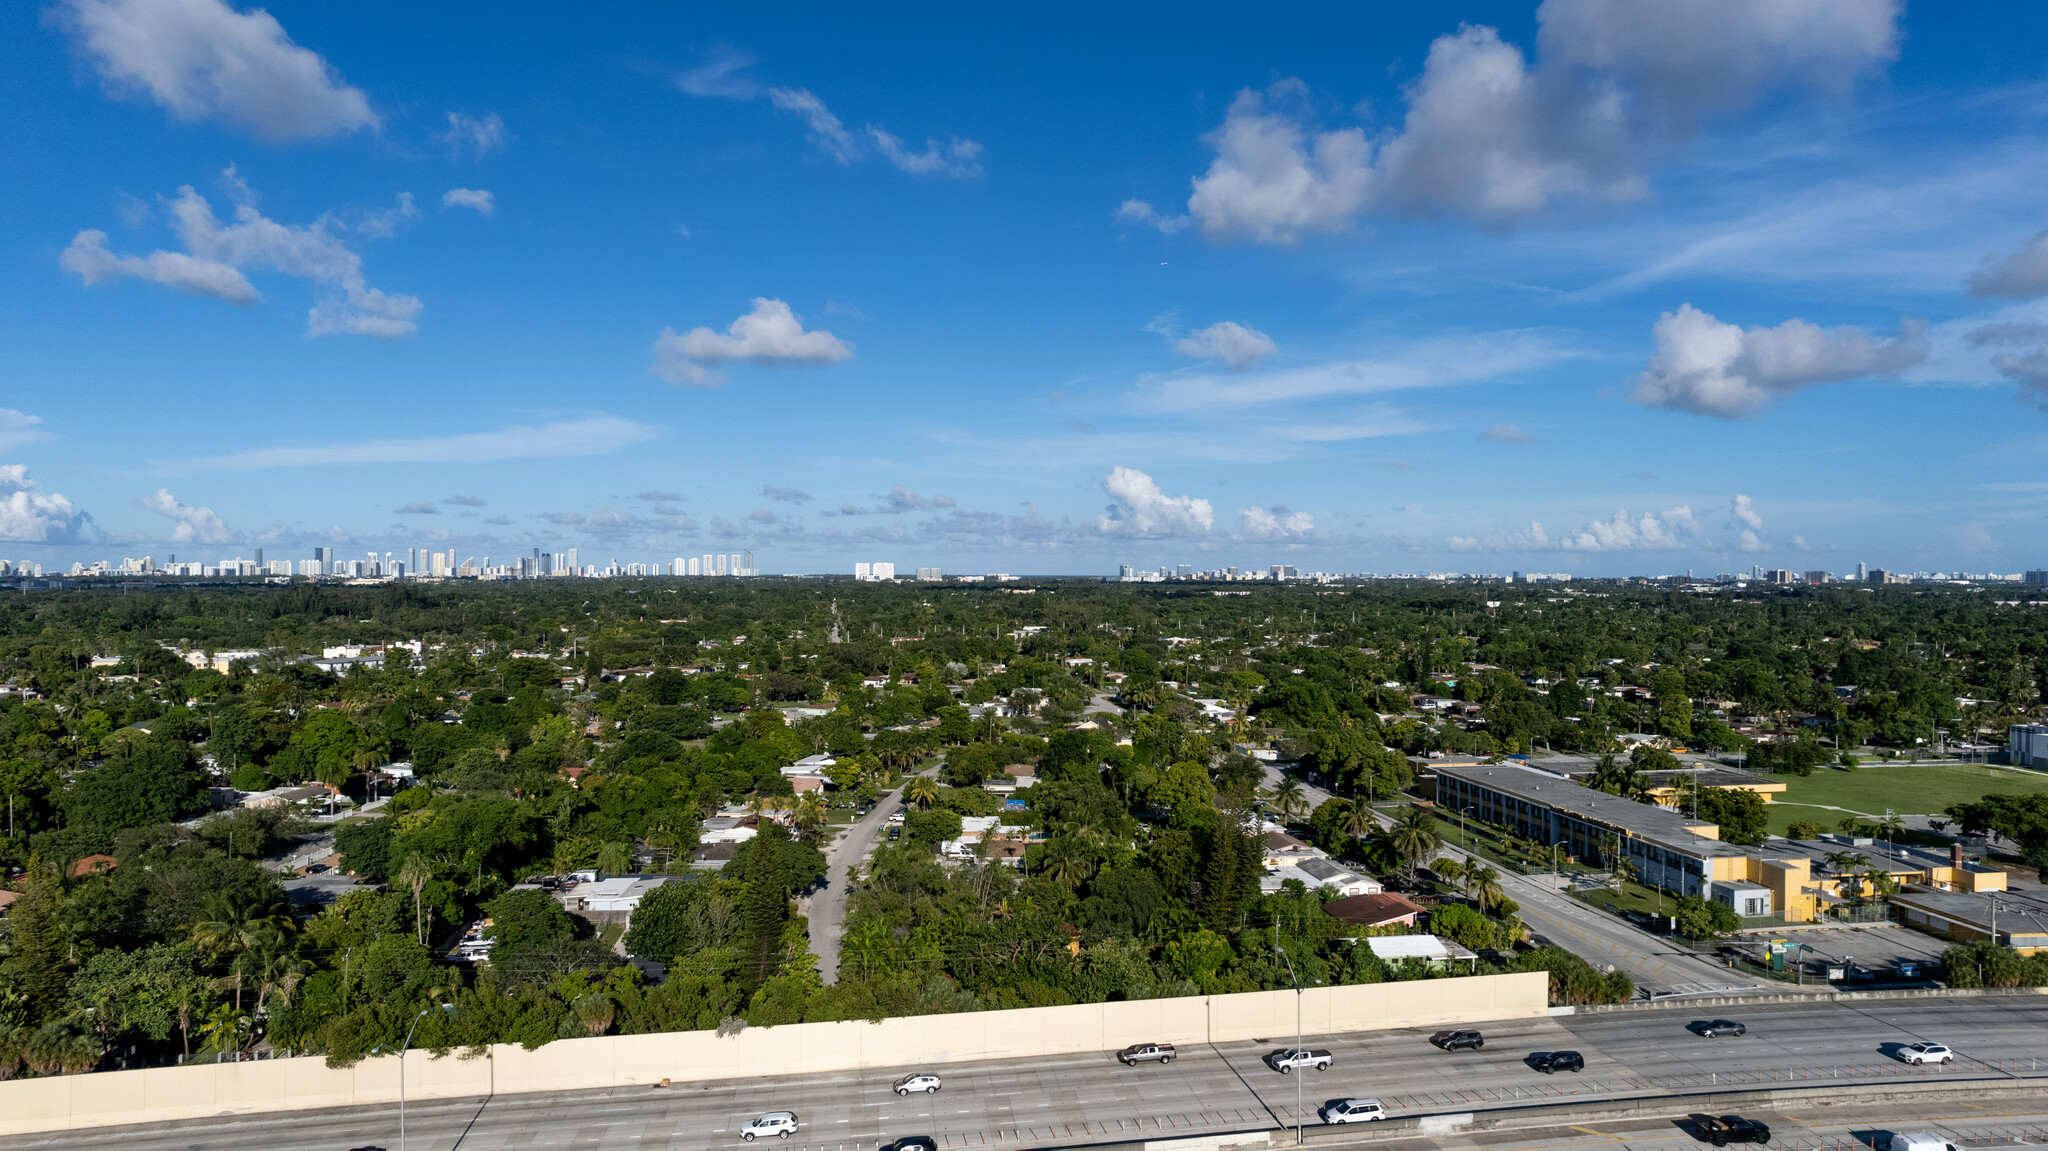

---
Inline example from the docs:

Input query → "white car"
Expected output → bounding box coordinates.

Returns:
[1323,1098,1385,1124]
[741,1112,799,1141]
[1898,1043,1955,1066]
[894,1073,942,1095]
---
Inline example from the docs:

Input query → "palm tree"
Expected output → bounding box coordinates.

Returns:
[595,840,632,876]
[1265,775,1309,823]
[904,775,939,810]
[1336,798,1375,848]
[1467,864,1506,915]
[396,854,434,946]
[189,898,293,1012]
[1433,856,1467,888]
[793,792,827,832]
[1388,806,1442,881]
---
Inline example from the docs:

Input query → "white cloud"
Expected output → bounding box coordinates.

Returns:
[442,188,495,216]
[866,128,983,179]
[141,487,230,542]
[882,485,955,513]
[761,485,812,503]
[1480,423,1534,443]
[61,171,421,337]
[1158,0,1899,242]
[1138,329,1572,413]
[0,411,49,453]
[1239,504,1314,539]
[1174,321,1276,370]
[1969,231,2048,299]
[0,466,89,542]
[1447,522,1551,551]
[443,495,486,507]
[393,500,439,515]
[438,112,506,160]
[353,192,419,240]
[1094,467,1213,537]
[767,87,862,164]
[1731,493,1764,530]
[58,0,377,142]
[158,415,658,471]
[1628,303,1927,418]
[1558,506,1698,551]
[677,49,759,100]
[1992,350,2048,411]
[651,298,852,386]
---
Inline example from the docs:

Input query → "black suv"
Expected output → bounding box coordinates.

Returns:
[1431,1030,1484,1051]
[1529,1050,1584,1074]
[1689,1115,1770,1146]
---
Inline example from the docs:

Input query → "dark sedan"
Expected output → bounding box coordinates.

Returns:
[1431,1029,1484,1051]
[1689,1114,1770,1146]
[1688,1019,1746,1037]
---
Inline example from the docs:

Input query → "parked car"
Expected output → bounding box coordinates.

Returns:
[1885,1134,1960,1151]
[1897,1043,1954,1066]
[1688,1115,1770,1146]
[741,1113,799,1141]
[1529,1050,1584,1074]
[1321,1098,1386,1124]
[1688,1019,1746,1037]
[1266,1048,1333,1073]
[1118,1043,1176,1064]
[887,826,901,842]
[893,1073,943,1095]
[1431,1030,1485,1051]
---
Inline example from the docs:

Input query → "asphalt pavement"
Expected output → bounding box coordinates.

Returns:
[805,769,931,984]
[11,997,2048,1151]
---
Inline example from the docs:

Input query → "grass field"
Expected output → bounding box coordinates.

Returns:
[1763,761,2048,836]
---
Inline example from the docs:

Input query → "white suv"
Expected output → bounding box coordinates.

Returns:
[1323,1098,1385,1124]
[1898,1043,1954,1066]
[894,1073,942,1095]
[741,1112,799,1140]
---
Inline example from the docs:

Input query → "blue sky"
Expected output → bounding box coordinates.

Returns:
[5,0,2048,576]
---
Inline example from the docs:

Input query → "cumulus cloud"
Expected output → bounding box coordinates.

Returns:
[442,188,494,216]
[650,298,852,386]
[1967,231,2048,299]
[1155,0,1899,242]
[142,487,230,542]
[1239,504,1314,539]
[1480,423,1534,443]
[0,411,52,454]
[883,486,955,513]
[1558,506,1698,551]
[1095,467,1213,537]
[438,112,506,160]
[62,169,421,337]
[636,489,681,502]
[1175,321,1277,370]
[1447,522,1551,551]
[1731,493,1766,551]
[393,500,439,514]
[443,495,486,507]
[58,0,377,141]
[0,466,90,542]
[1993,351,2048,411]
[762,485,813,503]
[1628,303,1927,418]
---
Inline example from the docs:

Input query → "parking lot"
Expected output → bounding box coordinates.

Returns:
[1728,925,1952,977]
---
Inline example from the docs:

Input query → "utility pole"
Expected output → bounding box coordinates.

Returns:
[1273,929,1305,1145]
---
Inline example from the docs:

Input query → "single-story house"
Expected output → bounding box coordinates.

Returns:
[1262,831,1322,869]
[1359,933,1479,970]
[1321,891,1425,928]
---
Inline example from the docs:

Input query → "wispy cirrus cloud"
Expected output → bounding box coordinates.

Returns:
[155,415,659,472]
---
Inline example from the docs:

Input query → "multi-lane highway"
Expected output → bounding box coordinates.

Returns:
[7,997,2046,1151]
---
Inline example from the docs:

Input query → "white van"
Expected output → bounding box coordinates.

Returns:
[1323,1099,1385,1123]
[1886,1133,1958,1151]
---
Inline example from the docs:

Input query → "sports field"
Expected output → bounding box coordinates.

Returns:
[1763,761,2048,836]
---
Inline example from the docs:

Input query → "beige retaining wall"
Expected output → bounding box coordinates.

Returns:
[0,970,1546,1136]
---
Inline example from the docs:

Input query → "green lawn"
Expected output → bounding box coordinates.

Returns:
[1763,762,2048,835]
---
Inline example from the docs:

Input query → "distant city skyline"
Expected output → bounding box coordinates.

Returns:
[4,2,2048,574]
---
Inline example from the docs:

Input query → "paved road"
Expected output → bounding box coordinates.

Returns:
[13,998,2047,1151]
[806,768,936,984]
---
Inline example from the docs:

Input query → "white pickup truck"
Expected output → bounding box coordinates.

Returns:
[1266,1048,1334,1073]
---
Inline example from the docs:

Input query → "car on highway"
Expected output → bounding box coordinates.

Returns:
[1688,1019,1746,1037]
[1885,1133,1960,1151]
[1688,1114,1770,1146]
[1321,1098,1386,1123]
[891,1138,939,1151]
[1528,1050,1584,1074]
[1897,1042,1955,1065]
[741,1112,799,1141]
[893,1073,942,1095]
[1118,1042,1176,1064]
[1266,1048,1333,1073]
[1431,1029,1485,1051]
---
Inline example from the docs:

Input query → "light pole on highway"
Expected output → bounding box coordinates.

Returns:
[372,1002,456,1151]
[1273,931,1307,1145]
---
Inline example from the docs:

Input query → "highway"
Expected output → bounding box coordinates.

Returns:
[8,997,2047,1151]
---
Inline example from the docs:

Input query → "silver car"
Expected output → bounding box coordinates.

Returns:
[893,1073,942,1095]
[741,1112,799,1141]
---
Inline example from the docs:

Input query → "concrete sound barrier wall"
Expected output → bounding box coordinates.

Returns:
[0,970,1546,1136]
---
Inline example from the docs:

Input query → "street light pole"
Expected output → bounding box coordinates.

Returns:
[1274,934,1304,1145]
[373,1003,455,1151]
